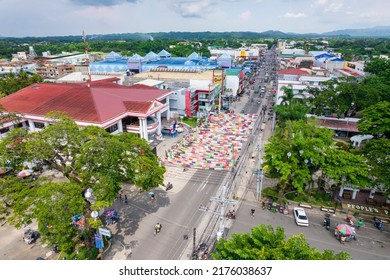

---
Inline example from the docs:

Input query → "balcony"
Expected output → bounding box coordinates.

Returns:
[126,116,159,134]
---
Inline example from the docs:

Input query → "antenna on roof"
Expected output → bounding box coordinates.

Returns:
[82,30,92,84]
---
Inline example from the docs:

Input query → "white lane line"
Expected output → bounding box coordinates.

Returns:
[197,174,211,192]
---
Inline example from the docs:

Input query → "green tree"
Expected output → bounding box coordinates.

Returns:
[0,70,43,96]
[275,86,310,123]
[308,78,359,118]
[358,138,390,192]
[357,101,390,138]
[364,58,390,78]
[264,119,334,195]
[212,224,349,260]
[0,115,165,257]
[321,148,370,191]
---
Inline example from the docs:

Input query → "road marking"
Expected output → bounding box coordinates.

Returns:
[197,174,211,192]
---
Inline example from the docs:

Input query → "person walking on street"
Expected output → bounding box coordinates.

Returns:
[124,194,128,204]
[357,219,363,230]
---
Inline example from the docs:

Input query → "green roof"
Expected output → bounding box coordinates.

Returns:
[224,69,241,76]
[280,54,311,58]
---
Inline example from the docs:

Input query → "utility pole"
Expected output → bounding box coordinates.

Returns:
[256,113,264,201]
[200,185,237,240]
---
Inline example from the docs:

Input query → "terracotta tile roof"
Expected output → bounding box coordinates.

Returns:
[123,101,152,114]
[317,118,359,132]
[0,80,171,124]
[278,68,310,76]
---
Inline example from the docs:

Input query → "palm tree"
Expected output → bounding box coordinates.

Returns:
[279,85,305,105]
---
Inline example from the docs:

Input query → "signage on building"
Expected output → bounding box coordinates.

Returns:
[213,75,223,84]
[240,50,247,57]
[346,62,356,69]
[346,203,389,215]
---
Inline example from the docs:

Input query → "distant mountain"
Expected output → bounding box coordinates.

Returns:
[1,26,390,41]
[321,26,390,37]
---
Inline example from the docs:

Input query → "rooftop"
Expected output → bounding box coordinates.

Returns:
[0,79,171,125]
[278,68,311,76]
[133,69,215,81]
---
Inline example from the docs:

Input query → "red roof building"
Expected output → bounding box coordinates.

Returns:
[277,68,311,77]
[0,79,173,141]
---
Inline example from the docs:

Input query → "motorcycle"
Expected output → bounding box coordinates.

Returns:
[374,217,383,232]
[154,223,162,235]
[166,182,173,191]
[226,210,235,219]
[323,215,330,230]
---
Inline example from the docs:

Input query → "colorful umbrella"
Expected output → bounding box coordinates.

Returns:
[336,224,354,235]
[17,169,34,178]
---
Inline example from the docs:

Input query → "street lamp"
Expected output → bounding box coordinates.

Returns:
[229,144,233,171]
[84,188,96,204]
[287,152,292,158]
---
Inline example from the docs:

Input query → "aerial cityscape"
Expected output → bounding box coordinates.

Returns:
[0,0,389,266]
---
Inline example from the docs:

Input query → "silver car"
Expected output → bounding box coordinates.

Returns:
[293,207,309,227]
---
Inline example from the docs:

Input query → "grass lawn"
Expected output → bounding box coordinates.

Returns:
[181,117,198,128]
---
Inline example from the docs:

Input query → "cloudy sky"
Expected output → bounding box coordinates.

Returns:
[1,0,389,37]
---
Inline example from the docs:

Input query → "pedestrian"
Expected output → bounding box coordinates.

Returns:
[124,194,128,204]
[357,219,363,230]
[340,234,346,245]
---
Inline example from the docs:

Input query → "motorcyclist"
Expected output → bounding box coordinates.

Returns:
[154,222,162,235]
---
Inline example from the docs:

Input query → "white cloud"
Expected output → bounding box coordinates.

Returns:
[284,12,306,18]
[315,0,328,5]
[173,0,215,18]
[325,2,343,12]
[239,10,252,20]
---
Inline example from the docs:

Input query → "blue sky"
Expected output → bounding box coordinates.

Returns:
[1,0,389,37]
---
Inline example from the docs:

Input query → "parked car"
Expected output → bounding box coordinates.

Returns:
[293,207,309,227]
[23,228,40,244]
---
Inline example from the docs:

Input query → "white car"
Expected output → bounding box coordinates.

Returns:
[293,207,309,227]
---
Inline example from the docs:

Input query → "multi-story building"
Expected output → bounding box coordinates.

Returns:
[35,63,76,80]
[125,69,227,118]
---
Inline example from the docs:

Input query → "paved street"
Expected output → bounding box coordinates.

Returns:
[0,222,58,260]
[229,195,390,260]
[104,167,229,260]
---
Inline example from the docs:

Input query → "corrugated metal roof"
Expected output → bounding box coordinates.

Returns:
[0,80,170,124]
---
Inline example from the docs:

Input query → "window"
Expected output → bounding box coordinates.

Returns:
[105,123,118,133]
[34,122,45,129]
[0,127,10,134]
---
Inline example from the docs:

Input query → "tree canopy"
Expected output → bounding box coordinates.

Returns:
[264,119,370,196]
[0,70,43,97]
[357,101,390,138]
[0,115,165,257]
[212,224,349,260]
[274,86,310,123]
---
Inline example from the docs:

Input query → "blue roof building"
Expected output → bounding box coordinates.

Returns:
[90,49,232,74]
[90,51,128,73]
